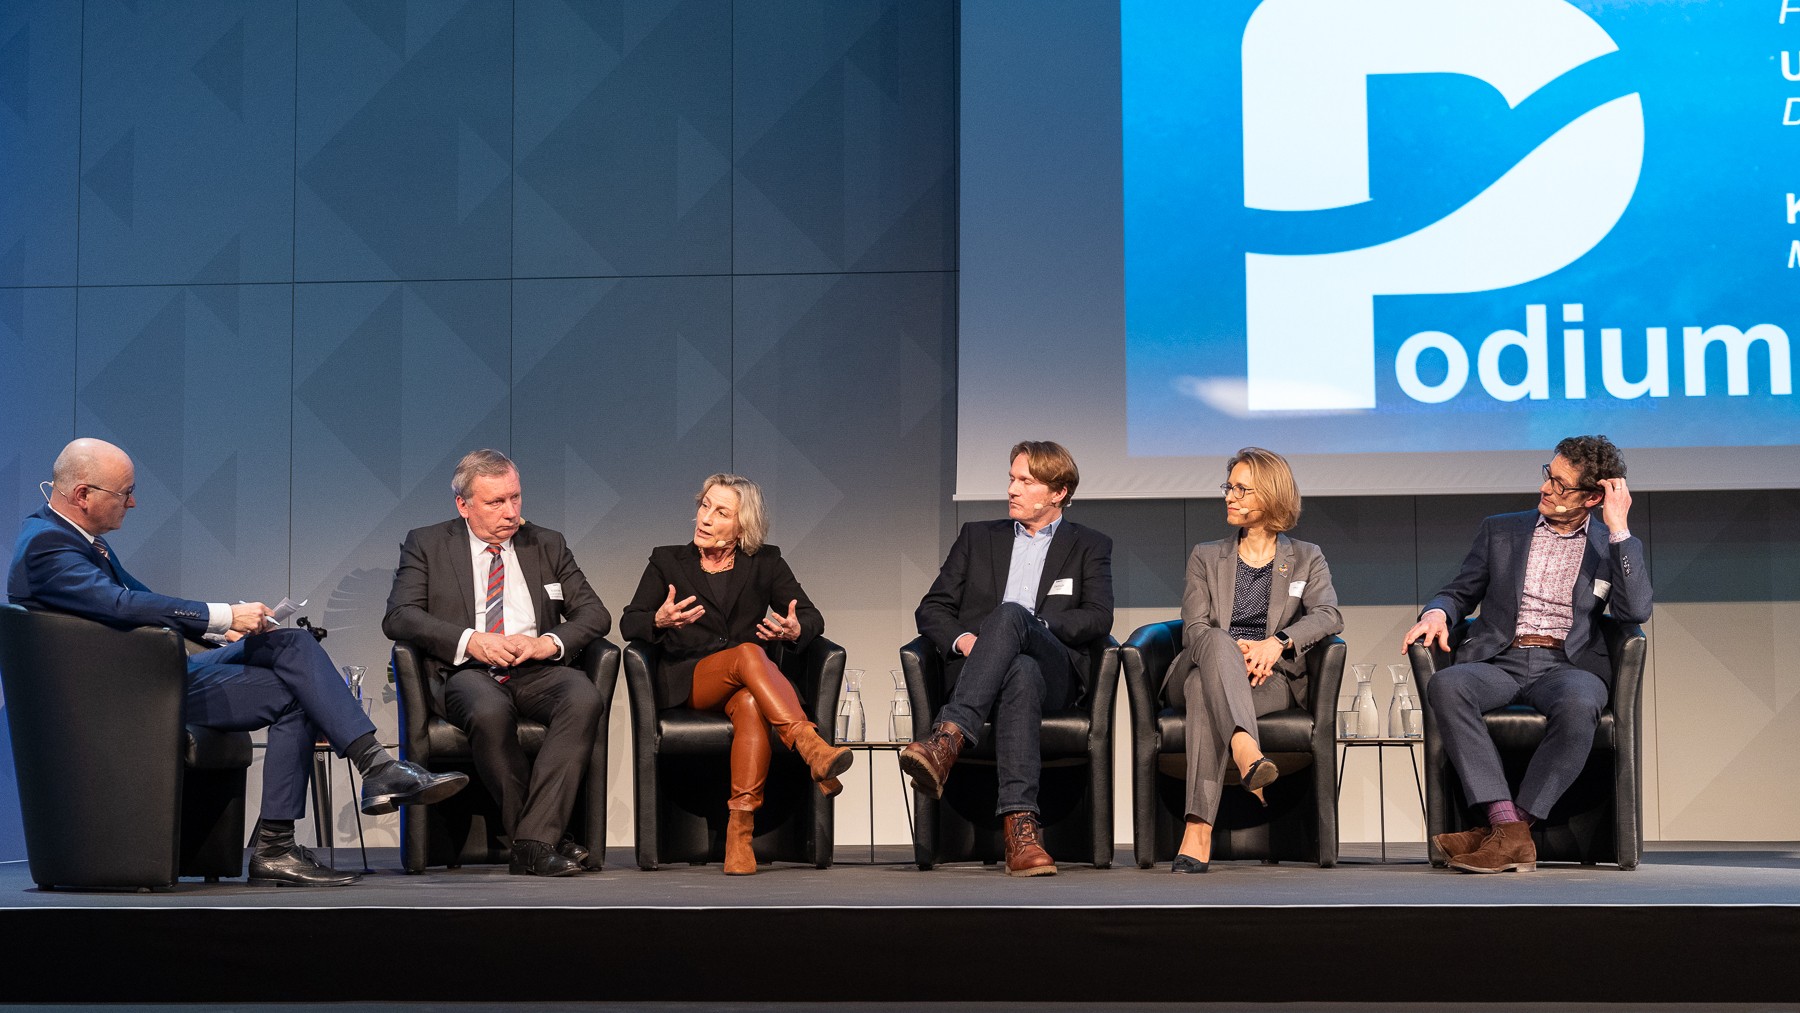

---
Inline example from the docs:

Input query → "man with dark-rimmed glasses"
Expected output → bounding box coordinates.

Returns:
[1401,435,1651,873]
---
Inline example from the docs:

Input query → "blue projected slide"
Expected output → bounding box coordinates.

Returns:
[957,0,1799,497]
[1123,0,1796,458]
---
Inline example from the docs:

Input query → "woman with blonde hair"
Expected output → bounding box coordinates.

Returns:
[1164,448,1342,872]
[620,474,851,875]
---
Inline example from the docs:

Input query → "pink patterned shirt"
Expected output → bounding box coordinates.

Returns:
[1515,516,1590,640]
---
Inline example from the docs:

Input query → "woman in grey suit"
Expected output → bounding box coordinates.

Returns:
[1166,447,1342,872]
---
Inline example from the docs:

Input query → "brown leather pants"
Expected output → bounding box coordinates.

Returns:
[690,642,816,812]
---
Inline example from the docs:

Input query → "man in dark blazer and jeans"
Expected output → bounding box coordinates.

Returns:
[1404,435,1652,874]
[901,441,1114,876]
[383,449,611,877]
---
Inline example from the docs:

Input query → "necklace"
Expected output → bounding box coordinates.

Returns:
[699,548,736,573]
[1238,538,1276,568]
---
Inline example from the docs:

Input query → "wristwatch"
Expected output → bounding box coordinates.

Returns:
[1272,630,1293,652]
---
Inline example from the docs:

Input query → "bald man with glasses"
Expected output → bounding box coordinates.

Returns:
[9,438,469,886]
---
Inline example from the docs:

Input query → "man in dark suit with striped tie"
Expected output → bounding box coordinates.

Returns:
[8,439,468,887]
[383,450,611,877]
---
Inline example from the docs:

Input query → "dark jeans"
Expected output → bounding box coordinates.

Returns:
[935,602,1076,816]
[186,627,376,821]
[1426,646,1609,819]
[444,662,604,846]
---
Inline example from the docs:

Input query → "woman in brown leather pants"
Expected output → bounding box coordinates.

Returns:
[619,474,851,874]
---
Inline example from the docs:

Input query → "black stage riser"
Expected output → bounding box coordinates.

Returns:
[6,904,1798,1003]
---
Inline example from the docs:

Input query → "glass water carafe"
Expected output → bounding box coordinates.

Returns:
[888,669,912,742]
[1350,663,1381,738]
[1386,664,1415,739]
[835,669,866,742]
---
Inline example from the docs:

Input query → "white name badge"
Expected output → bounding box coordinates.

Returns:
[1048,578,1074,596]
[545,583,564,600]
[1288,580,1307,598]
[1592,579,1611,600]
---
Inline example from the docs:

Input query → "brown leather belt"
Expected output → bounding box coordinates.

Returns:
[1512,634,1565,649]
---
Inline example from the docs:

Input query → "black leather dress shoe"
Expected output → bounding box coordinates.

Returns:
[359,761,470,816]
[249,844,360,887]
[511,839,582,877]
[557,836,601,871]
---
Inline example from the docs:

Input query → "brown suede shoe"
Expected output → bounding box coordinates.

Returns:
[1430,825,1491,864]
[1000,813,1051,874]
[1002,811,1057,877]
[898,721,964,799]
[1448,820,1536,874]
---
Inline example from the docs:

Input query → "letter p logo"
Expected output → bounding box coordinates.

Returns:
[1240,0,1643,410]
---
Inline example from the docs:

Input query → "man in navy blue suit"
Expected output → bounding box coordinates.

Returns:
[8,438,469,886]
[1403,435,1652,874]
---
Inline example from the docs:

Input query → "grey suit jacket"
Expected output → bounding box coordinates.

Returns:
[382,518,611,711]
[1423,509,1651,684]
[1165,534,1343,706]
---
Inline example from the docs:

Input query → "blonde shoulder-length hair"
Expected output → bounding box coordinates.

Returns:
[697,473,769,555]
[1228,447,1302,533]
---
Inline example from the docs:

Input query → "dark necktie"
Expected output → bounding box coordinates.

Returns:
[484,545,505,635]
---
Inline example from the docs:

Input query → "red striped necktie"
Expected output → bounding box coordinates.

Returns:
[484,544,505,635]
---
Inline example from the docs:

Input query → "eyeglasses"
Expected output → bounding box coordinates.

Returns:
[1219,483,1256,499]
[83,483,135,502]
[1540,464,1593,498]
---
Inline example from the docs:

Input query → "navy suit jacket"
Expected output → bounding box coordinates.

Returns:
[1423,509,1652,684]
[8,504,212,636]
[914,518,1115,692]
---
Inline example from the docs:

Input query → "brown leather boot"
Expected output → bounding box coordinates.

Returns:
[1430,825,1491,864]
[1002,811,1057,877]
[791,726,853,797]
[723,810,757,875]
[898,722,964,799]
[1448,820,1536,874]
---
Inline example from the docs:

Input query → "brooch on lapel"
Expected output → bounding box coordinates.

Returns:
[1278,563,1289,575]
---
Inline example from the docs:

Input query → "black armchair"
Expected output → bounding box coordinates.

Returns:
[1409,615,1646,869]
[0,605,252,890]
[1121,620,1345,868]
[391,639,620,872]
[624,637,845,870]
[899,635,1119,870]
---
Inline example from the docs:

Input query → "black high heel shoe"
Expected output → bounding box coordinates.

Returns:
[1171,854,1210,874]
[1243,756,1278,806]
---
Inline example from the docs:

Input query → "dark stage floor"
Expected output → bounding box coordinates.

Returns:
[3,843,1798,1004]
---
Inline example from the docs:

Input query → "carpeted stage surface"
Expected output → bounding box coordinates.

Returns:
[3,843,1797,1004]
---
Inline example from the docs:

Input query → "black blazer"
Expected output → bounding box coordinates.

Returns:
[914,518,1114,694]
[618,543,824,709]
[381,518,611,711]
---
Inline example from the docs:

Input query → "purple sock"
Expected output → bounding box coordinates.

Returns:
[1486,800,1527,825]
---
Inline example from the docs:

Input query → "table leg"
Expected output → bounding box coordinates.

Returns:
[1377,745,1387,863]
[345,758,369,872]
[865,748,876,865]
[310,750,333,861]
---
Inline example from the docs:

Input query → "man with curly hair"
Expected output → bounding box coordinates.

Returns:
[1402,435,1652,874]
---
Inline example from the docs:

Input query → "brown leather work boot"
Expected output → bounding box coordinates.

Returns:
[1430,825,1491,864]
[723,810,757,876]
[1448,819,1536,874]
[1002,811,1057,877]
[898,721,964,799]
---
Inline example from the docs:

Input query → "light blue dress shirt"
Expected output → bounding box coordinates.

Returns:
[1002,517,1060,614]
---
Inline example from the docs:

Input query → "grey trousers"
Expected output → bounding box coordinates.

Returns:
[1166,626,1299,823]
[1424,646,1608,818]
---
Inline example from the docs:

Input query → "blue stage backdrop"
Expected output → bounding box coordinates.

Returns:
[0,0,957,863]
